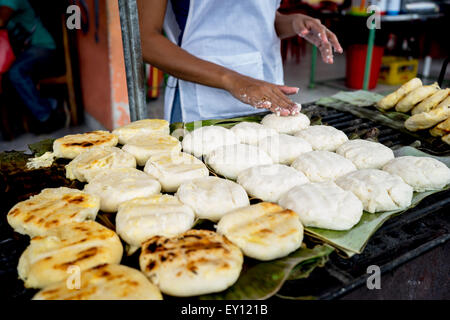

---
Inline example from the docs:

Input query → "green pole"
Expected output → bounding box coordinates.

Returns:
[363,18,376,90]
[309,45,317,89]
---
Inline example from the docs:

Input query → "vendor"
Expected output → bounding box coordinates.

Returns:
[138,0,342,123]
[0,0,61,132]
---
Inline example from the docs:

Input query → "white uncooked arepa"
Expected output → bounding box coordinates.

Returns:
[279,181,363,230]
[205,144,273,180]
[53,130,118,159]
[83,168,161,212]
[382,156,450,192]
[181,125,240,158]
[336,139,394,169]
[237,164,309,202]
[33,264,163,300]
[112,119,170,144]
[336,169,413,213]
[176,176,249,221]
[18,221,123,288]
[143,152,209,192]
[230,122,277,145]
[257,133,312,165]
[122,134,181,166]
[7,187,100,238]
[65,146,136,182]
[294,125,348,151]
[139,229,243,297]
[116,194,195,254]
[216,202,303,261]
[261,113,311,134]
[291,151,357,182]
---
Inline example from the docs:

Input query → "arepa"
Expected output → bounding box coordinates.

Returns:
[116,195,195,254]
[230,122,277,145]
[377,78,422,110]
[294,125,348,151]
[7,187,100,238]
[395,82,440,112]
[65,146,136,182]
[18,221,123,288]
[261,113,310,134]
[404,99,450,131]
[139,229,243,297]
[33,264,162,300]
[217,202,303,261]
[257,133,312,165]
[336,139,394,169]
[112,119,170,144]
[411,88,450,115]
[53,131,118,159]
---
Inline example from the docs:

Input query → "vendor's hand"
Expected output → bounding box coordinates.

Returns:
[292,14,343,64]
[224,73,300,116]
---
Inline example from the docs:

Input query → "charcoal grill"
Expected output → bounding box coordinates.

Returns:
[0,102,449,300]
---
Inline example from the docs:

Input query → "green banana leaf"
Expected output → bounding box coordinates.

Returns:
[28,139,55,157]
[199,244,334,300]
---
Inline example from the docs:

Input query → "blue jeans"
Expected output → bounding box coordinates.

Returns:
[7,46,57,122]
[170,86,183,124]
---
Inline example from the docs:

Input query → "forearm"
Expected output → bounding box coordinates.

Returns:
[275,12,299,40]
[141,33,238,92]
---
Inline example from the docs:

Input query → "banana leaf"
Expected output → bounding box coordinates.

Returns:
[199,244,334,300]
[28,139,55,157]
[305,146,450,257]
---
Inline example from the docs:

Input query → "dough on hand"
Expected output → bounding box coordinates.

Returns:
[382,156,450,192]
[139,230,243,297]
[237,164,309,202]
[279,181,363,230]
[217,202,303,261]
[395,82,440,113]
[336,169,413,213]
[411,88,450,115]
[377,78,422,110]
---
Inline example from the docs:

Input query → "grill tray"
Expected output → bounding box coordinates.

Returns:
[1,103,449,300]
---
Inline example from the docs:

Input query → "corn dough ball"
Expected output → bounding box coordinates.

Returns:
[237,164,309,202]
[230,122,277,145]
[261,113,310,134]
[257,133,312,165]
[176,176,249,221]
[279,181,363,230]
[336,169,413,213]
[383,156,450,192]
[336,139,394,169]
[294,125,348,151]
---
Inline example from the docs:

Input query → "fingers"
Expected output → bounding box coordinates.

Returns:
[305,19,329,45]
[278,85,299,95]
[319,41,334,64]
[326,29,343,54]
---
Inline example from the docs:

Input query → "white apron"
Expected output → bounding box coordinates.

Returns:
[163,0,284,123]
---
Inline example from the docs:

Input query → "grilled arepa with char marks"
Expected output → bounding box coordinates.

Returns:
[65,146,136,182]
[395,82,440,113]
[53,131,118,159]
[18,221,123,288]
[33,264,162,300]
[404,98,450,132]
[7,187,100,238]
[139,229,243,297]
[411,88,450,115]
[216,202,303,261]
[112,119,170,145]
